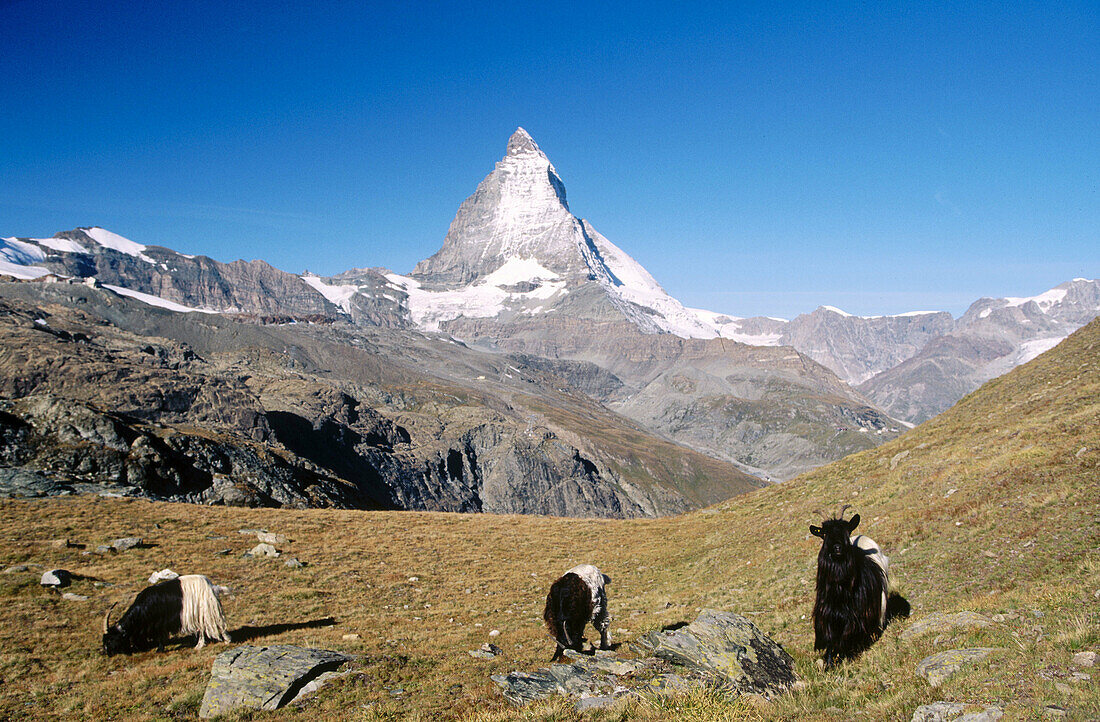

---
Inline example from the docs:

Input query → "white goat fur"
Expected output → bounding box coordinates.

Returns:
[852,535,890,627]
[178,574,230,648]
[565,563,611,646]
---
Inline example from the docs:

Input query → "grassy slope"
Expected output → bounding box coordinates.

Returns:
[0,320,1097,721]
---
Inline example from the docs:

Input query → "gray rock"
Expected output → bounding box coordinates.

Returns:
[40,569,71,588]
[959,708,1003,722]
[198,645,354,718]
[643,609,795,696]
[3,563,36,574]
[575,695,615,712]
[1042,706,1068,719]
[148,568,179,584]
[563,648,643,676]
[645,673,698,696]
[61,592,88,601]
[547,663,610,697]
[901,612,994,641]
[916,648,999,687]
[257,532,288,545]
[248,543,279,558]
[283,557,304,568]
[1072,651,1096,668]
[490,670,561,706]
[94,545,115,555]
[469,643,502,659]
[110,536,143,552]
[911,701,967,722]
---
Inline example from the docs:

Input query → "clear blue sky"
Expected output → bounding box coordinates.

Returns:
[3,1,1097,318]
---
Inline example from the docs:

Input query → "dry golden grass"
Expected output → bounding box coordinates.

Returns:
[0,319,1097,720]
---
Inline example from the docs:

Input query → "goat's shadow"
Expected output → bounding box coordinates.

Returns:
[228,617,337,643]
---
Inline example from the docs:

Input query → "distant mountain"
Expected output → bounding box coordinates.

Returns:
[4,128,1092,483]
[856,279,1100,422]
[0,282,760,516]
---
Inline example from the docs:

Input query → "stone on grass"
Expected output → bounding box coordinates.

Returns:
[256,532,288,545]
[61,592,88,601]
[469,643,503,659]
[3,564,35,574]
[916,648,998,687]
[198,645,354,718]
[283,557,304,568]
[1071,651,1096,668]
[248,543,279,558]
[575,695,615,712]
[110,536,143,552]
[901,612,994,641]
[563,649,643,676]
[40,569,71,588]
[94,545,115,555]
[490,670,561,706]
[958,707,1004,722]
[148,568,179,584]
[642,609,795,697]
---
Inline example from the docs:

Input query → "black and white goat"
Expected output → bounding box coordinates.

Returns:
[810,511,909,668]
[102,574,230,655]
[543,564,612,662]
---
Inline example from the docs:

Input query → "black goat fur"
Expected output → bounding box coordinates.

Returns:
[811,513,907,668]
[543,573,593,662]
[103,578,184,655]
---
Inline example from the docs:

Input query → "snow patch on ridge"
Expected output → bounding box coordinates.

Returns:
[387,257,569,332]
[1004,286,1069,310]
[102,284,220,314]
[83,227,155,264]
[33,237,91,254]
[0,238,52,279]
[302,274,360,313]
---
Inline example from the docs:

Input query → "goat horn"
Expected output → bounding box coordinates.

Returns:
[103,602,118,634]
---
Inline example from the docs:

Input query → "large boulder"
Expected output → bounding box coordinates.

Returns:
[641,609,796,697]
[198,645,353,718]
[492,609,796,707]
[916,648,999,687]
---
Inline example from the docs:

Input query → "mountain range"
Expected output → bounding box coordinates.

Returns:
[0,128,1096,515]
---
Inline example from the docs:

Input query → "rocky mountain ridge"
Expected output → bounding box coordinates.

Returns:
[2,128,1093,486]
[0,281,761,516]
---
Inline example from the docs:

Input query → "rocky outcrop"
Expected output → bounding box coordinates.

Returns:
[0,285,758,516]
[780,308,955,386]
[639,609,796,696]
[198,645,354,717]
[492,610,795,707]
[916,648,999,687]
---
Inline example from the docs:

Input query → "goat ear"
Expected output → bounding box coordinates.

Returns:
[809,525,823,538]
[847,514,860,531]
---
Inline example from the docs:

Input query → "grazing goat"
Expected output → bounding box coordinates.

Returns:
[543,564,611,662]
[810,511,908,668]
[102,574,230,655]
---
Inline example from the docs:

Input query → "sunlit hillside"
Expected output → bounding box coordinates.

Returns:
[0,318,1097,720]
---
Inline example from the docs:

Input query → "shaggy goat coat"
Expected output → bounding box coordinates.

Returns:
[811,514,894,667]
[102,574,229,655]
[543,564,611,661]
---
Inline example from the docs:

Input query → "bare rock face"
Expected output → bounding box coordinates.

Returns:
[0,285,757,517]
[492,609,796,707]
[780,308,956,386]
[198,645,354,717]
[641,609,796,697]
